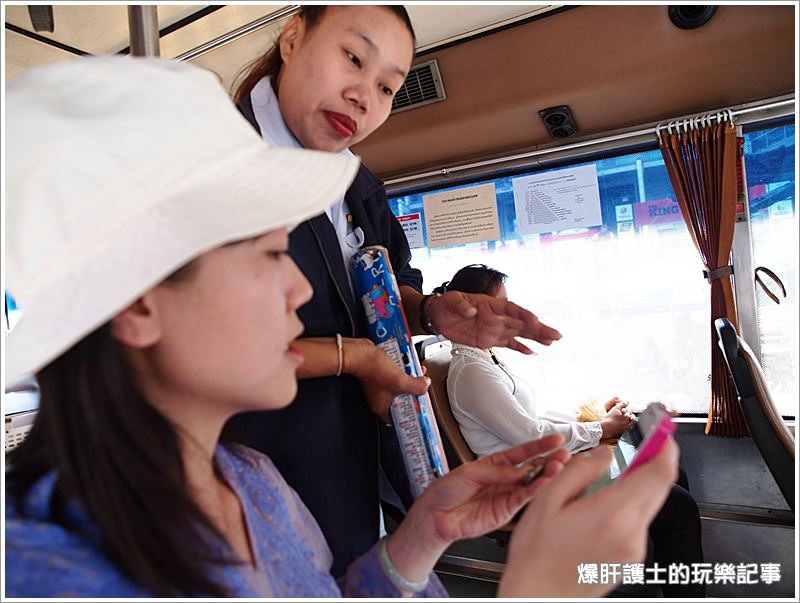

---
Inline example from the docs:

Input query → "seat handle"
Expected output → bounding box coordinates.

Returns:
[754,266,786,305]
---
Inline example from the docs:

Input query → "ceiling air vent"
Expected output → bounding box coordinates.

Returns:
[391,59,446,114]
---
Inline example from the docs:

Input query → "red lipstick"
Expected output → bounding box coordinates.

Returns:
[325,111,357,138]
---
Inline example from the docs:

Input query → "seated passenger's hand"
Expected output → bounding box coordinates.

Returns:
[604,396,622,412]
[600,400,634,442]
[499,439,679,597]
[347,339,429,423]
[428,291,562,353]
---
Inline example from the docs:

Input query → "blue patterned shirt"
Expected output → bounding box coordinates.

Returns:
[5,444,447,597]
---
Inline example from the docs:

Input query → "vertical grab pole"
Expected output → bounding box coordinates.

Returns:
[128,6,160,57]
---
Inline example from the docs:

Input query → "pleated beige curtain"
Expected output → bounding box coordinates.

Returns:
[659,120,748,437]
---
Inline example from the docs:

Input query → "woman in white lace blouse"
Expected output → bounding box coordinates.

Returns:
[440,264,706,598]
[441,265,634,457]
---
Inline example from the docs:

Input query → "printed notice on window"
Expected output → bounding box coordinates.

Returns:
[512,164,602,235]
[423,183,500,248]
[396,212,424,249]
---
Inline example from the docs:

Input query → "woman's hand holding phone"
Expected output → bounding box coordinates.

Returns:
[621,402,675,476]
[499,434,679,597]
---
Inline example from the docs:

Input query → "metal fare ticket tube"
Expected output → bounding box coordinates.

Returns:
[351,245,449,498]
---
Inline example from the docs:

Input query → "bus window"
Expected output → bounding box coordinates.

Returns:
[389,148,714,415]
[743,123,797,416]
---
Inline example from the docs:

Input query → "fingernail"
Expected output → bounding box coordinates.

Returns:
[425,377,431,386]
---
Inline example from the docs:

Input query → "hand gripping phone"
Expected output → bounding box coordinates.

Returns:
[621,402,675,476]
[516,456,547,486]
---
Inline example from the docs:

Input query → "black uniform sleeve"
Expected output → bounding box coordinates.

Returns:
[348,164,424,293]
[374,186,423,293]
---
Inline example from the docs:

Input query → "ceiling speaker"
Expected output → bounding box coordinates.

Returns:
[538,105,577,138]
[668,6,718,30]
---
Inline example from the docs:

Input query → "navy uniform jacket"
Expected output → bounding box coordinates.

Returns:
[226,96,422,577]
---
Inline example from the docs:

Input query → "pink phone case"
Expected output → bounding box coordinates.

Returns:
[621,414,675,476]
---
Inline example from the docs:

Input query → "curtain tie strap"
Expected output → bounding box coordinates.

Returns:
[703,265,733,282]
[754,266,787,305]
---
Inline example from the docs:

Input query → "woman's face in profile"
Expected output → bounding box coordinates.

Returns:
[143,228,312,418]
[494,283,509,301]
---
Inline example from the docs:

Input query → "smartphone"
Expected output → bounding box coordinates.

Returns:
[620,402,675,476]
[518,459,546,485]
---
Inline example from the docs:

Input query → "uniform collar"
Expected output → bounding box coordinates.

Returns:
[250,76,302,149]
[250,76,355,161]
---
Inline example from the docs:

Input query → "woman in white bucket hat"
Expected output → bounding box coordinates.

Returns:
[4,56,678,598]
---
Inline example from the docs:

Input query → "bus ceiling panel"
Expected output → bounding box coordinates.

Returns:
[406,4,556,54]
[172,5,558,66]
[183,19,289,93]
[353,4,796,181]
[158,5,289,64]
[3,4,290,83]
[3,5,562,88]
[4,5,194,56]
[5,28,78,76]
[179,5,560,93]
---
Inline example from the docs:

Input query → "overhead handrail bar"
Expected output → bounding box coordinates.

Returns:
[174,5,300,62]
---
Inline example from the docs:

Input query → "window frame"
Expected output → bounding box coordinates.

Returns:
[388,115,797,420]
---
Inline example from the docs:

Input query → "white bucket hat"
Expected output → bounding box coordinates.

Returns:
[5,56,360,385]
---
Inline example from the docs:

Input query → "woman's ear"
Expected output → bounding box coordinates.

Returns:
[111,292,162,348]
[279,14,304,63]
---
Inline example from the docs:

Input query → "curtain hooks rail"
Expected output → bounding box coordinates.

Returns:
[638,110,723,138]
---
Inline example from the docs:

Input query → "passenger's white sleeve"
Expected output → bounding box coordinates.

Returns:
[449,359,602,454]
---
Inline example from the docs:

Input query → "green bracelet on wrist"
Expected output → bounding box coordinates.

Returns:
[377,536,429,593]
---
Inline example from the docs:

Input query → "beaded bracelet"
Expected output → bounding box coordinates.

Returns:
[377,536,429,593]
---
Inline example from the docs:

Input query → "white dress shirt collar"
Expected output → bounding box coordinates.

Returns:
[250,76,355,162]
[251,76,302,149]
